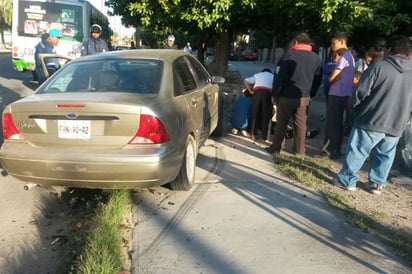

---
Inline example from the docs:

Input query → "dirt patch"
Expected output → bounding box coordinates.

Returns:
[302,96,412,238]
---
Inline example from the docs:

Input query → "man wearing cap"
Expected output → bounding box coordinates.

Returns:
[34,28,61,84]
[163,35,177,49]
[81,24,109,56]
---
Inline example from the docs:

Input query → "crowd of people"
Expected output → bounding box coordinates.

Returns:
[231,31,412,195]
[33,26,412,195]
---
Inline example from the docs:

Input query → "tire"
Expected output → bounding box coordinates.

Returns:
[169,135,197,190]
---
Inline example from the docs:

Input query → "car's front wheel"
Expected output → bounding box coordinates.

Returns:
[169,135,197,190]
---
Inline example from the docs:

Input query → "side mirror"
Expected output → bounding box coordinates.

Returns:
[212,75,225,84]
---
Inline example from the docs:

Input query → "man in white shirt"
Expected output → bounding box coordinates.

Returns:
[244,68,274,141]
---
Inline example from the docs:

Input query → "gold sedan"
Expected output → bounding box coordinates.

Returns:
[0,49,224,190]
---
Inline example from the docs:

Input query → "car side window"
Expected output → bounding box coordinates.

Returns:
[173,57,197,96]
[187,56,211,88]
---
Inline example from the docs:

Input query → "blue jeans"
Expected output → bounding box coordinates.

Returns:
[337,127,400,188]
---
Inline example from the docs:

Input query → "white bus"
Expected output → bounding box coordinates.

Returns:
[12,0,110,73]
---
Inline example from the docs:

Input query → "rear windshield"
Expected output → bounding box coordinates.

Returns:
[38,59,163,94]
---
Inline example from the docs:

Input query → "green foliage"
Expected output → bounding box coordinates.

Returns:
[106,0,257,45]
[58,190,132,274]
[106,0,410,46]
[254,29,275,49]
[274,153,334,188]
[105,0,411,71]
[0,0,12,36]
[75,190,131,274]
[253,0,411,47]
[320,0,410,36]
[0,0,12,25]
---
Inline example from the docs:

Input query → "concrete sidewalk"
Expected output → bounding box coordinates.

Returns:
[132,135,410,274]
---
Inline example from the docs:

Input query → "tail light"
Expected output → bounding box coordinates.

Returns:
[2,113,26,141]
[128,114,170,144]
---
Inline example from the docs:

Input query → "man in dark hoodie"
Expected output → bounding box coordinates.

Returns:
[335,34,412,195]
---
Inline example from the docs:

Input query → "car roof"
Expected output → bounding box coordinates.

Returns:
[75,49,190,63]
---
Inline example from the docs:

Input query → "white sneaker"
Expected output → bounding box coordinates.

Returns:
[369,183,383,195]
[333,177,356,191]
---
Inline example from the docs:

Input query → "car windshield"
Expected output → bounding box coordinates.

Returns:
[37,59,163,94]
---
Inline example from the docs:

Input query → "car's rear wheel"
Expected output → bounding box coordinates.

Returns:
[169,135,197,190]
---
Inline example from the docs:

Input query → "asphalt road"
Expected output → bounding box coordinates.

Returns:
[0,52,66,273]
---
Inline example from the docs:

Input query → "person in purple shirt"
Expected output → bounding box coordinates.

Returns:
[322,51,341,101]
[323,32,355,159]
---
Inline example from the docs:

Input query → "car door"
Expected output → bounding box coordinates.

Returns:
[185,56,219,141]
[38,53,72,79]
[173,57,205,143]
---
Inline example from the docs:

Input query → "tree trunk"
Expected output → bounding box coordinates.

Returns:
[0,30,5,48]
[208,29,231,76]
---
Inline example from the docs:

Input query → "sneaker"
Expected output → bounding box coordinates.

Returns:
[308,129,321,138]
[265,146,280,154]
[369,183,383,195]
[345,185,357,191]
[333,177,356,191]
[241,130,251,138]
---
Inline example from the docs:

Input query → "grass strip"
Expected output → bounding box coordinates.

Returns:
[61,189,132,274]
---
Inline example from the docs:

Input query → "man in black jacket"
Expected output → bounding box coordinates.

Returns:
[335,34,412,194]
[81,24,109,56]
[266,32,321,155]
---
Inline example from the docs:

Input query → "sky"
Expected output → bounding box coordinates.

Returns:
[87,0,135,38]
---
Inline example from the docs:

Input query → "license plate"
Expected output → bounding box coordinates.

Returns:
[58,120,91,139]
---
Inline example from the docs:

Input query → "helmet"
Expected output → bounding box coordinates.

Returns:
[90,24,102,33]
[167,35,175,42]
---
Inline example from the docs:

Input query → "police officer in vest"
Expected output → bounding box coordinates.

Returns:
[81,24,109,56]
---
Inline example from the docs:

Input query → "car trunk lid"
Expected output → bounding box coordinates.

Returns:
[6,93,159,149]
